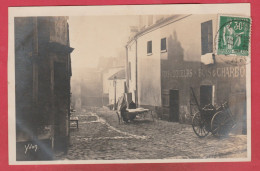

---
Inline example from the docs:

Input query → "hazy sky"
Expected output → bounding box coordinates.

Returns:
[69,16,139,72]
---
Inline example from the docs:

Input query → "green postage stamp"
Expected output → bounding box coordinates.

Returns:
[216,15,251,56]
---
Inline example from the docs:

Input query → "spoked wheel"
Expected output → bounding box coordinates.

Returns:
[192,112,210,138]
[211,111,234,137]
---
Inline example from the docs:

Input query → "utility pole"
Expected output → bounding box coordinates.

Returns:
[113,76,117,110]
[125,45,129,92]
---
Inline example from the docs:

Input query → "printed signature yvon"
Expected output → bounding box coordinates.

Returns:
[24,144,38,154]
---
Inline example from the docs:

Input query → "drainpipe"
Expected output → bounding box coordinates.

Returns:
[113,76,117,110]
[135,38,138,106]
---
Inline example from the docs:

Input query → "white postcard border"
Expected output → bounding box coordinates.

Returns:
[8,3,251,165]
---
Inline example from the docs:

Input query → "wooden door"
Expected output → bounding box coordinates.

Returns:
[169,89,179,122]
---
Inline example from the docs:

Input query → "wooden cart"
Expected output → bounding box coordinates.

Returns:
[190,87,236,138]
[116,107,154,124]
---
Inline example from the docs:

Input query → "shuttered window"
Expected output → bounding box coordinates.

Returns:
[147,41,152,54]
[161,38,167,51]
[201,20,213,55]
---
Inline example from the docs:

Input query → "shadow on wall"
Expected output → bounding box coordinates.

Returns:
[167,31,184,66]
[160,30,202,123]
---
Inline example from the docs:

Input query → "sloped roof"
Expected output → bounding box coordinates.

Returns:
[108,69,126,80]
[126,15,191,46]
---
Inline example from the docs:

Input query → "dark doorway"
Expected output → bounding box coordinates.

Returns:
[54,62,68,152]
[169,89,179,122]
[200,85,213,108]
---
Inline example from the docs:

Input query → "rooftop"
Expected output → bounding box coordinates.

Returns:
[108,69,126,80]
[126,14,191,46]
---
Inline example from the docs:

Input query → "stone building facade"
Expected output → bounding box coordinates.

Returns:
[126,15,247,134]
[15,17,74,160]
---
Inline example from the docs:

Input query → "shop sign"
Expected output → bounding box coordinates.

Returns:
[162,66,246,79]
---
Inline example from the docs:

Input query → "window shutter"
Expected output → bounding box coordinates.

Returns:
[201,20,213,55]
[161,38,166,51]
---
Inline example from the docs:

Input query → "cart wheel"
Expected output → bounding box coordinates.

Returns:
[192,112,210,138]
[211,111,233,137]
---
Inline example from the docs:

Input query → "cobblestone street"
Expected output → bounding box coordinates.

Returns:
[56,107,247,160]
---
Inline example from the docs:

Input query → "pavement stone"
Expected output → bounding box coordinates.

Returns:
[55,107,247,160]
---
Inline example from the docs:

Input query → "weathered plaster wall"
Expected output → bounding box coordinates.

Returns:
[128,14,247,133]
[159,14,247,132]
[160,15,217,122]
[137,28,162,106]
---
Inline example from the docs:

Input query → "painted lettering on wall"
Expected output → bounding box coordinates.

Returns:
[162,66,246,79]
[161,69,193,78]
[198,66,246,78]
[24,143,38,154]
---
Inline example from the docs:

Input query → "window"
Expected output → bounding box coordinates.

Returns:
[201,20,213,55]
[161,37,167,52]
[147,41,152,55]
[128,62,131,80]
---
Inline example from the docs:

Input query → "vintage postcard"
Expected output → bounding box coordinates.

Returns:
[8,4,251,165]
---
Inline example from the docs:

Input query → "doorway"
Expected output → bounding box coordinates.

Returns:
[200,85,214,108]
[169,89,179,122]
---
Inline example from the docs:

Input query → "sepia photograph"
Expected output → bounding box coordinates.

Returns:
[8,4,251,164]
